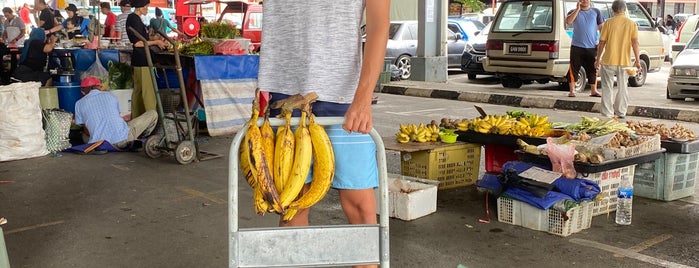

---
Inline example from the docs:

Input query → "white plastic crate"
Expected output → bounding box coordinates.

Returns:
[580,165,635,216]
[497,197,593,237]
[634,152,698,201]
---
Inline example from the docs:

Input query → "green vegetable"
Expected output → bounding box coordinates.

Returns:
[182,40,215,55]
[200,22,239,39]
[108,61,133,89]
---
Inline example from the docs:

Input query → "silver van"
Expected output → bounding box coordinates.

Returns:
[483,0,664,91]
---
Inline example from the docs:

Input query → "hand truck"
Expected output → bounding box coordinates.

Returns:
[128,27,221,164]
[228,116,390,267]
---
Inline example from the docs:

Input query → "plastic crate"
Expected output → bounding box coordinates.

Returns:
[580,165,635,216]
[485,144,520,173]
[400,143,480,189]
[497,197,593,237]
[634,152,698,201]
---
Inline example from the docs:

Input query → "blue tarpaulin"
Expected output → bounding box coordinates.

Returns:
[501,161,600,202]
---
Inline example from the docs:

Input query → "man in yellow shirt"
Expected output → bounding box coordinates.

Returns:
[594,0,641,119]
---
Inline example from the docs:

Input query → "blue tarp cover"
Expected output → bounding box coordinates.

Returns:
[194,55,259,80]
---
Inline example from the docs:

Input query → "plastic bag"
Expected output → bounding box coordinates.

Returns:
[81,52,109,87]
[545,137,577,179]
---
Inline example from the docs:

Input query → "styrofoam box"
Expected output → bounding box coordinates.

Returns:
[374,174,439,221]
[497,197,593,237]
[111,89,133,116]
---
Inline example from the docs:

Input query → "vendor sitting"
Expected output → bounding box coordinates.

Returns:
[13,28,55,86]
[74,76,158,149]
[62,4,90,39]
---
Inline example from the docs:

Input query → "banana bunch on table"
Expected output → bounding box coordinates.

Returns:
[395,123,440,143]
[239,90,335,222]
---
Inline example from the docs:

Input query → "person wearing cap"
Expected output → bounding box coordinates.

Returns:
[149,7,183,38]
[115,0,132,44]
[74,76,157,149]
[2,7,26,45]
[101,2,117,38]
[62,4,90,39]
[126,0,166,118]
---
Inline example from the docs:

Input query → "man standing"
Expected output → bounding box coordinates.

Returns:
[115,0,132,44]
[35,0,62,35]
[2,7,26,45]
[74,76,157,148]
[101,2,117,38]
[19,4,32,29]
[594,0,641,119]
[565,0,604,97]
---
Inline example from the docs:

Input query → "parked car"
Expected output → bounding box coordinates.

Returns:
[461,22,492,79]
[385,21,467,80]
[484,0,664,90]
[667,30,699,100]
[658,25,675,63]
[672,14,699,60]
[447,17,485,42]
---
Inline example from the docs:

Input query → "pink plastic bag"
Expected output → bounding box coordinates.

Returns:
[546,137,577,179]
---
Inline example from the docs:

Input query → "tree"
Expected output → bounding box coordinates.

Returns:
[454,0,485,13]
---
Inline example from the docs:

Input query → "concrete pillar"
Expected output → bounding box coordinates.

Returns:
[412,0,448,82]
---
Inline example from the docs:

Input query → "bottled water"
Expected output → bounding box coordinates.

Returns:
[615,174,633,225]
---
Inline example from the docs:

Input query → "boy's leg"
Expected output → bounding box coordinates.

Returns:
[338,189,377,224]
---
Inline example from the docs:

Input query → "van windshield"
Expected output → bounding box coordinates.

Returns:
[492,1,553,33]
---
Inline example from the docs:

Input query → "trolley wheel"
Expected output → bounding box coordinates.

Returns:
[145,135,163,158]
[175,140,197,165]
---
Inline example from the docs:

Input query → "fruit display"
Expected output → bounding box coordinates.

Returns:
[239,90,335,222]
[626,120,697,141]
[460,111,553,137]
[395,123,440,143]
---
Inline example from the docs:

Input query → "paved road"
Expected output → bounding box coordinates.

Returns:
[1,90,698,267]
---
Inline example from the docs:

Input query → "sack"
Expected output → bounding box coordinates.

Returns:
[0,82,49,161]
[545,137,577,178]
[81,52,109,86]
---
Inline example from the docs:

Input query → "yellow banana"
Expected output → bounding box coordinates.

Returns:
[282,208,299,223]
[289,114,335,210]
[240,127,269,215]
[246,89,284,214]
[273,112,295,193]
[279,110,313,209]
[260,114,275,175]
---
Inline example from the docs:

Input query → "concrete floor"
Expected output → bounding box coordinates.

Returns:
[1,93,698,268]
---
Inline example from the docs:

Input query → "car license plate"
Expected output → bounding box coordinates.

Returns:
[507,44,529,55]
[475,56,484,63]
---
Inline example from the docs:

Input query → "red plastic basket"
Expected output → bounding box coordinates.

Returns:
[484,144,520,173]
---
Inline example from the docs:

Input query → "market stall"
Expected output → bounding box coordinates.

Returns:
[383,109,698,235]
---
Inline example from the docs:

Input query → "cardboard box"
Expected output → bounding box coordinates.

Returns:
[375,174,439,221]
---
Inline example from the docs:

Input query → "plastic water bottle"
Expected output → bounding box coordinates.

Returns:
[615,174,633,225]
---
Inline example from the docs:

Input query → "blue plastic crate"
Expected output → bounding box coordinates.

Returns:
[634,152,698,201]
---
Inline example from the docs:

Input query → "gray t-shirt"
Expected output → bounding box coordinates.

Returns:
[3,16,26,42]
[258,0,365,104]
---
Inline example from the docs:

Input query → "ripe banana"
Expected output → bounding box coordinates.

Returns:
[289,114,335,210]
[278,110,313,209]
[260,113,275,175]
[240,129,269,215]
[245,90,284,214]
[273,111,295,193]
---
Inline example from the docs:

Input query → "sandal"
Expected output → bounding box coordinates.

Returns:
[568,93,576,97]
[589,93,602,97]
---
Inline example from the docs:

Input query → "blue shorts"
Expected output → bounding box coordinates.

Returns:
[268,93,379,189]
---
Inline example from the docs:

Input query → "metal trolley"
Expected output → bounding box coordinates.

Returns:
[228,117,390,267]
[128,27,220,164]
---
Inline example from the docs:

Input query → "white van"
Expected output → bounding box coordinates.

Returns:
[483,0,664,91]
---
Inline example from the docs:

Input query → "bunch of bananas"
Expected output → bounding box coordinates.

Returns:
[471,115,513,135]
[395,123,440,143]
[510,114,551,137]
[240,90,335,222]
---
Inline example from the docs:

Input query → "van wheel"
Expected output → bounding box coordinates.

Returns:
[502,77,523,88]
[574,67,587,93]
[628,60,647,87]
[396,55,412,80]
[536,79,550,84]
[468,73,477,80]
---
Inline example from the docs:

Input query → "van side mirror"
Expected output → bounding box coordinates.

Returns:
[474,30,481,36]
[455,33,463,40]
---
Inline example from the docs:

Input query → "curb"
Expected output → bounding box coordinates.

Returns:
[381,85,699,123]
